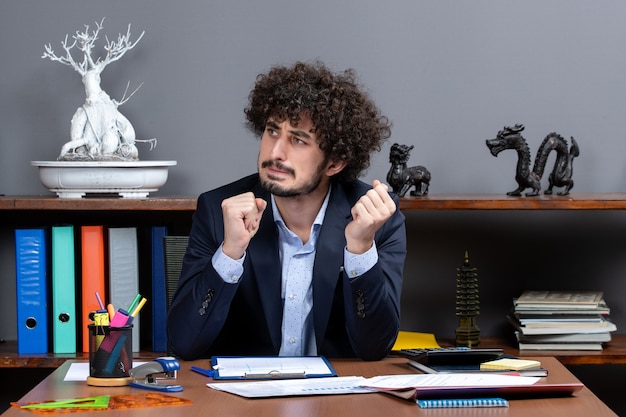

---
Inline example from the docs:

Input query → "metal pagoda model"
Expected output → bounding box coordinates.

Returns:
[455,251,481,347]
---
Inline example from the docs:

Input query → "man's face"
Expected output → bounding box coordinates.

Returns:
[257,117,330,198]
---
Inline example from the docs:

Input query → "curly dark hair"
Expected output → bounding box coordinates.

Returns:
[244,61,392,183]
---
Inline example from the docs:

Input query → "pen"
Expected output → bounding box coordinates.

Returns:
[244,371,307,379]
[95,292,105,310]
[190,366,214,377]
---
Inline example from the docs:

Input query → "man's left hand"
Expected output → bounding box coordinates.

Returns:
[345,179,396,254]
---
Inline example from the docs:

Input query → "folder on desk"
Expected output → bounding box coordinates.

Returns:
[15,228,49,354]
[151,226,168,353]
[362,373,584,401]
[211,356,337,380]
[108,227,140,352]
[51,225,77,354]
[81,225,106,353]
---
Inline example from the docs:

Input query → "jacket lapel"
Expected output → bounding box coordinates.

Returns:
[247,186,283,352]
[313,183,352,346]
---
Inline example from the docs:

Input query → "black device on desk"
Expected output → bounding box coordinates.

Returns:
[394,347,509,374]
[394,347,504,364]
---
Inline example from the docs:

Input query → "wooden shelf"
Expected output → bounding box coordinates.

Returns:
[441,335,626,366]
[0,195,198,211]
[4,193,626,212]
[3,194,626,368]
[0,341,164,368]
[4,335,626,368]
[399,193,626,210]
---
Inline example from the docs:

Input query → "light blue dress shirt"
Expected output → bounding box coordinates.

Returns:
[211,189,378,355]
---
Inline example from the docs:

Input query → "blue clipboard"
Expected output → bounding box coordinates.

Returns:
[210,356,337,380]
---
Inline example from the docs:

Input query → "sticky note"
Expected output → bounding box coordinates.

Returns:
[480,358,541,371]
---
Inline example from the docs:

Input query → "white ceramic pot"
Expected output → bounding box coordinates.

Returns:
[31,160,177,198]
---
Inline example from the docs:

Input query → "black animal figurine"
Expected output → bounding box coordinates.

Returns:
[486,124,579,197]
[387,143,431,197]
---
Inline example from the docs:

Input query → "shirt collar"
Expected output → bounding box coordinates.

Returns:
[271,187,331,231]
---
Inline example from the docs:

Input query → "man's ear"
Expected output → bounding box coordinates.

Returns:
[325,159,347,177]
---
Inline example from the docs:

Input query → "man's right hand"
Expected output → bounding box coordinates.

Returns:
[221,192,267,259]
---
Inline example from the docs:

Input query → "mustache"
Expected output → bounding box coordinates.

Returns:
[261,160,295,177]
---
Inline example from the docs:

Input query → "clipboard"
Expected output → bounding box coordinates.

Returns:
[210,356,337,380]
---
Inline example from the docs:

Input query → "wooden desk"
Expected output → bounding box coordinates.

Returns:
[2,357,617,417]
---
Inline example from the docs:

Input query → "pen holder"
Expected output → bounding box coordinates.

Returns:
[87,324,133,386]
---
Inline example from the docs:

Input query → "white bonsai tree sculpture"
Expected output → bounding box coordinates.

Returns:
[42,18,155,161]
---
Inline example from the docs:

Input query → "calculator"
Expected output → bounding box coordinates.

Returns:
[393,347,504,365]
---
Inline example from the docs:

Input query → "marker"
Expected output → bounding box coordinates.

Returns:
[126,298,147,325]
[130,297,147,318]
[109,308,130,327]
[127,294,142,314]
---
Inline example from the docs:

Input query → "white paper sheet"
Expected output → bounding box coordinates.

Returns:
[64,361,147,381]
[361,373,540,390]
[207,376,372,398]
[206,373,541,399]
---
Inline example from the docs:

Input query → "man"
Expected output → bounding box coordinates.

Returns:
[166,61,406,361]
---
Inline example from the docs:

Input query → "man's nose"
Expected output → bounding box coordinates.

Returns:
[269,136,287,160]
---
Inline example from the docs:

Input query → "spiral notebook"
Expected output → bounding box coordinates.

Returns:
[417,398,509,408]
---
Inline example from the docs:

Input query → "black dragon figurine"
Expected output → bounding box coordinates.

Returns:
[486,124,580,196]
[387,143,431,197]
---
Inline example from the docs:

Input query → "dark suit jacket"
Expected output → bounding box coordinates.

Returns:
[166,174,406,360]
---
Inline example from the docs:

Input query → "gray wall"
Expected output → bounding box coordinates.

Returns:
[2,1,626,195]
[2,1,626,342]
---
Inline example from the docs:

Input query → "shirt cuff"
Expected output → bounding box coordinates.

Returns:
[344,243,378,279]
[212,243,245,283]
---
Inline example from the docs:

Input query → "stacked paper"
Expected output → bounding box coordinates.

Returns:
[507,290,616,351]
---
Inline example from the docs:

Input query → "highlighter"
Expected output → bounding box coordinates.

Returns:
[109,308,130,327]
[125,297,147,325]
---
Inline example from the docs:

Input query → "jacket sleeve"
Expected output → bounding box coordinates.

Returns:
[166,192,240,360]
[342,197,406,360]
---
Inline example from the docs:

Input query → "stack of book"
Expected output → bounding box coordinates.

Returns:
[507,290,616,351]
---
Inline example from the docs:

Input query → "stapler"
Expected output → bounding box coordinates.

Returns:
[129,357,183,392]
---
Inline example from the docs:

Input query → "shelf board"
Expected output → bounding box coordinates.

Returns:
[4,193,626,212]
[0,196,198,211]
[443,334,626,366]
[3,335,626,368]
[399,193,626,210]
[0,341,164,368]
[2,193,626,369]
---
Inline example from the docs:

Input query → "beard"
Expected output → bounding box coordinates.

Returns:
[259,160,325,197]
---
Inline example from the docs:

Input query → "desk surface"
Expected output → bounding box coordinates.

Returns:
[3,357,617,417]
